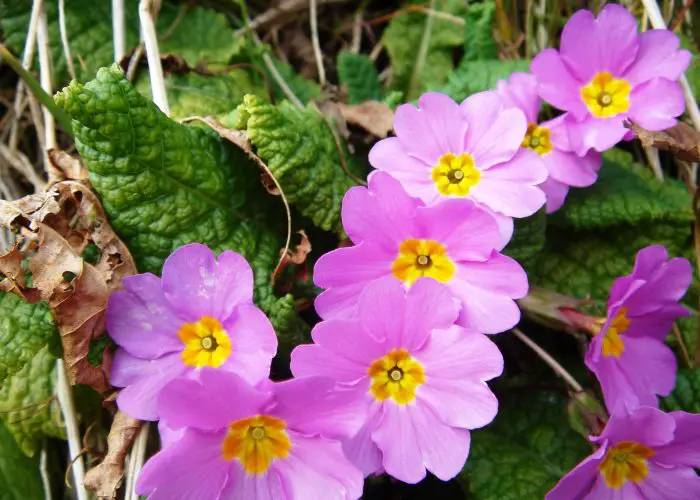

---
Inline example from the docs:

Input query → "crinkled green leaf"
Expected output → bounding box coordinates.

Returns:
[56,64,307,344]
[0,420,43,500]
[460,391,589,500]
[337,51,382,104]
[439,59,530,102]
[463,1,497,61]
[662,368,700,413]
[1,0,138,84]
[530,150,693,312]
[135,70,265,120]
[235,94,356,234]
[0,293,57,387]
[383,0,467,99]
[0,345,64,456]
[503,209,547,266]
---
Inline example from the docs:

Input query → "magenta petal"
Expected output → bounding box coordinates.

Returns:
[631,245,669,280]
[566,116,627,155]
[291,343,368,383]
[342,172,419,249]
[302,319,383,370]
[372,404,426,484]
[545,444,607,500]
[460,91,504,147]
[409,403,471,481]
[598,406,675,448]
[496,72,541,123]
[588,477,644,499]
[314,281,370,321]
[342,402,383,476]
[356,278,408,345]
[415,199,502,259]
[161,243,254,322]
[455,252,528,298]
[469,177,546,218]
[479,148,548,184]
[654,411,700,469]
[158,369,267,430]
[629,78,685,131]
[449,278,521,334]
[271,377,366,440]
[531,49,588,119]
[106,274,184,358]
[402,278,460,350]
[468,106,527,169]
[368,138,436,202]
[276,433,364,500]
[418,378,498,430]
[637,463,700,500]
[313,242,392,289]
[415,92,470,154]
[543,149,600,187]
[624,30,691,85]
[539,177,570,213]
[219,305,277,386]
[157,420,184,448]
[136,428,230,499]
[224,463,285,500]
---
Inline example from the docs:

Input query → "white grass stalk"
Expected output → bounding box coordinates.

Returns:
[309,0,326,86]
[56,360,89,500]
[58,0,77,80]
[124,424,149,500]
[36,2,55,150]
[40,445,52,500]
[112,0,127,62]
[138,0,170,115]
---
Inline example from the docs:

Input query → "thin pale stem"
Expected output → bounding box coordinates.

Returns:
[112,0,127,62]
[512,328,584,392]
[124,424,149,500]
[672,322,694,369]
[139,0,170,115]
[309,0,326,86]
[37,2,56,151]
[58,0,77,80]
[40,444,53,500]
[407,0,436,100]
[643,146,664,181]
[56,360,89,500]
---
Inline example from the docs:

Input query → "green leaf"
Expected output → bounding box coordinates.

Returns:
[662,368,700,413]
[135,70,266,120]
[463,1,498,61]
[439,59,531,102]
[234,94,356,234]
[56,64,307,344]
[0,420,43,500]
[0,293,57,387]
[460,391,589,500]
[337,51,383,104]
[503,209,547,266]
[1,0,139,84]
[530,150,693,311]
[0,345,64,456]
[383,0,467,99]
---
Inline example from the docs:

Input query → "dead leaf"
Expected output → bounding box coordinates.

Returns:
[625,120,700,162]
[273,230,311,281]
[338,101,394,138]
[0,180,137,392]
[84,411,141,499]
[48,149,89,182]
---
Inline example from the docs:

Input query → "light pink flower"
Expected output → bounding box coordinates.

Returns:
[369,91,547,239]
[496,72,601,212]
[314,171,529,334]
[532,4,690,155]
[586,245,691,415]
[292,277,503,483]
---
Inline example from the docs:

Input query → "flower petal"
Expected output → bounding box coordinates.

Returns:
[161,243,254,322]
[372,403,426,484]
[466,103,527,169]
[653,411,700,469]
[225,463,285,500]
[342,402,384,477]
[356,277,407,345]
[479,148,548,184]
[629,78,685,131]
[449,278,522,334]
[313,242,392,289]
[469,176,546,218]
[636,462,700,500]
[597,406,675,448]
[539,177,570,213]
[624,30,691,86]
[456,252,528,298]
[531,49,588,119]
[545,444,607,500]
[496,72,541,123]
[565,116,627,156]
[418,377,499,430]
[402,278,461,350]
[314,281,371,321]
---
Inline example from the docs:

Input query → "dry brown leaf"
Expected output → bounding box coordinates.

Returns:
[48,149,89,182]
[338,100,394,138]
[0,176,137,392]
[84,411,141,499]
[273,230,311,282]
[625,120,700,162]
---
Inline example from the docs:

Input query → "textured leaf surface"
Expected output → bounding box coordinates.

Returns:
[662,368,700,413]
[460,392,589,500]
[439,59,531,102]
[383,0,467,98]
[337,52,383,104]
[56,65,306,343]
[503,209,547,265]
[0,345,64,456]
[463,1,498,61]
[235,94,356,234]
[0,421,43,500]
[0,293,57,387]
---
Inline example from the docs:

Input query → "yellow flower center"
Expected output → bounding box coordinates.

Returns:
[599,441,654,489]
[522,123,553,155]
[178,316,232,368]
[431,153,481,196]
[221,415,291,474]
[581,71,631,118]
[601,307,630,358]
[368,349,425,405]
[391,239,455,285]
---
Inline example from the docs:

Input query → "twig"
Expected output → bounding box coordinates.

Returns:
[124,424,149,500]
[40,444,52,500]
[37,2,55,151]
[512,328,584,392]
[112,0,127,62]
[643,146,664,180]
[56,360,89,500]
[351,9,363,53]
[671,0,695,30]
[672,322,694,369]
[407,0,436,100]
[0,143,46,191]
[309,0,326,86]
[58,0,76,81]
[8,0,42,151]
[536,0,548,51]
[125,43,145,81]
[139,0,170,115]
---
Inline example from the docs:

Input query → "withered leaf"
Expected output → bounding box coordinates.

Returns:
[48,149,89,182]
[84,411,141,499]
[273,230,311,281]
[625,120,700,162]
[338,100,394,138]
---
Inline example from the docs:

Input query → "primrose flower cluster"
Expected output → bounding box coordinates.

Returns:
[102,4,697,500]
